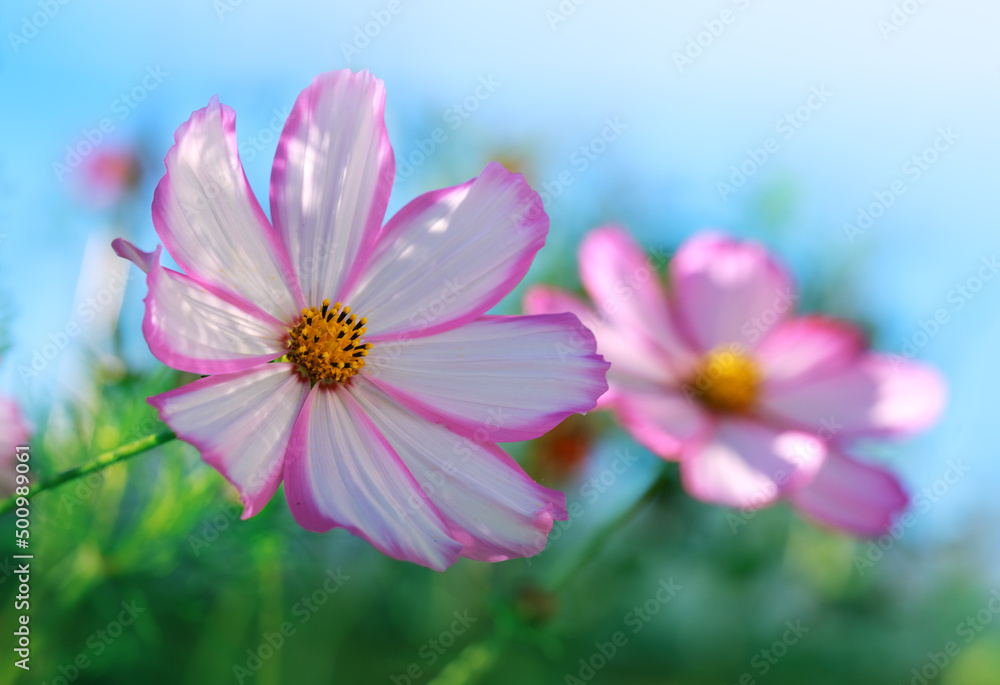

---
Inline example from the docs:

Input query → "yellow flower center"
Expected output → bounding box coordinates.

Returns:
[687,347,761,414]
[286,299,371,383]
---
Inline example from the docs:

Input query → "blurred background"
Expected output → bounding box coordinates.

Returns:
[1,0,998,683]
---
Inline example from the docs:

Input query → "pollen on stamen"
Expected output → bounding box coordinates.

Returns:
[286,298,372,383]
[687,347,761,414]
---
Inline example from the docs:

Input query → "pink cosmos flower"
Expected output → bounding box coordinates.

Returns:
[76,146,143,208]
[113,70,609,571]
[525,227,946,536]
[0,390,31,495]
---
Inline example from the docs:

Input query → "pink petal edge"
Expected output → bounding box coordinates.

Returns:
[152,95,304,321]
[283,384,463,572]
[269,70,396,306]
[347,162,548,341]
[363,313,609,443]
[788,449,909,537]
[120,240,289,375]
[148,363,310,519]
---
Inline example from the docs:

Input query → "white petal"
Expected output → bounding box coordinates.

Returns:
[363,314,608,442]
[346,162,547,339]
[143,260,288,375]
[150,363,310,518]
[349,378,567,562]
[153,97,302,322]
[681,418,826,508]
[523,286,678,386]
[270,70,395,305]
[283,385,462,571]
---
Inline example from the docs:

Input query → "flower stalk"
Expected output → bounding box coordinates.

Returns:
[0,429,176,516]
[545,467,674,594]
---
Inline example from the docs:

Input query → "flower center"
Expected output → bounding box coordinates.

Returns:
[286,299,371,383]
[687,347,761,414]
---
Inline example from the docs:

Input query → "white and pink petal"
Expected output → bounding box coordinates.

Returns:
[523,286,678,387]
[579,227,698,377]
[119,241,288,375]
[788,449,909,537]
[363,314,609,443]
[759,354,946,439]
[671,232,795,352]
[611,386,710,460]
[152,96,302,322]
[149,363,310,518]
[755,315,866,390]
[346,162,547,340]
[270,70,395,305]
[283,385,462,571]
[348,378,567,562]
[680,418,826,509]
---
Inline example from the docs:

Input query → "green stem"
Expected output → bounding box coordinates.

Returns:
[427,468,674,685]
[0,430,176,516]
[546,468,673,594]
[425,629,510,685]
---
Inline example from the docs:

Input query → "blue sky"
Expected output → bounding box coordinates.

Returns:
[1,0,997,569]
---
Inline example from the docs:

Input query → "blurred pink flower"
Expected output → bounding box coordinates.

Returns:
[114,70,608,570]
[525,227,946,536]
[78,147,143,208]
[0,390,31,495]
[529,414,595,483]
